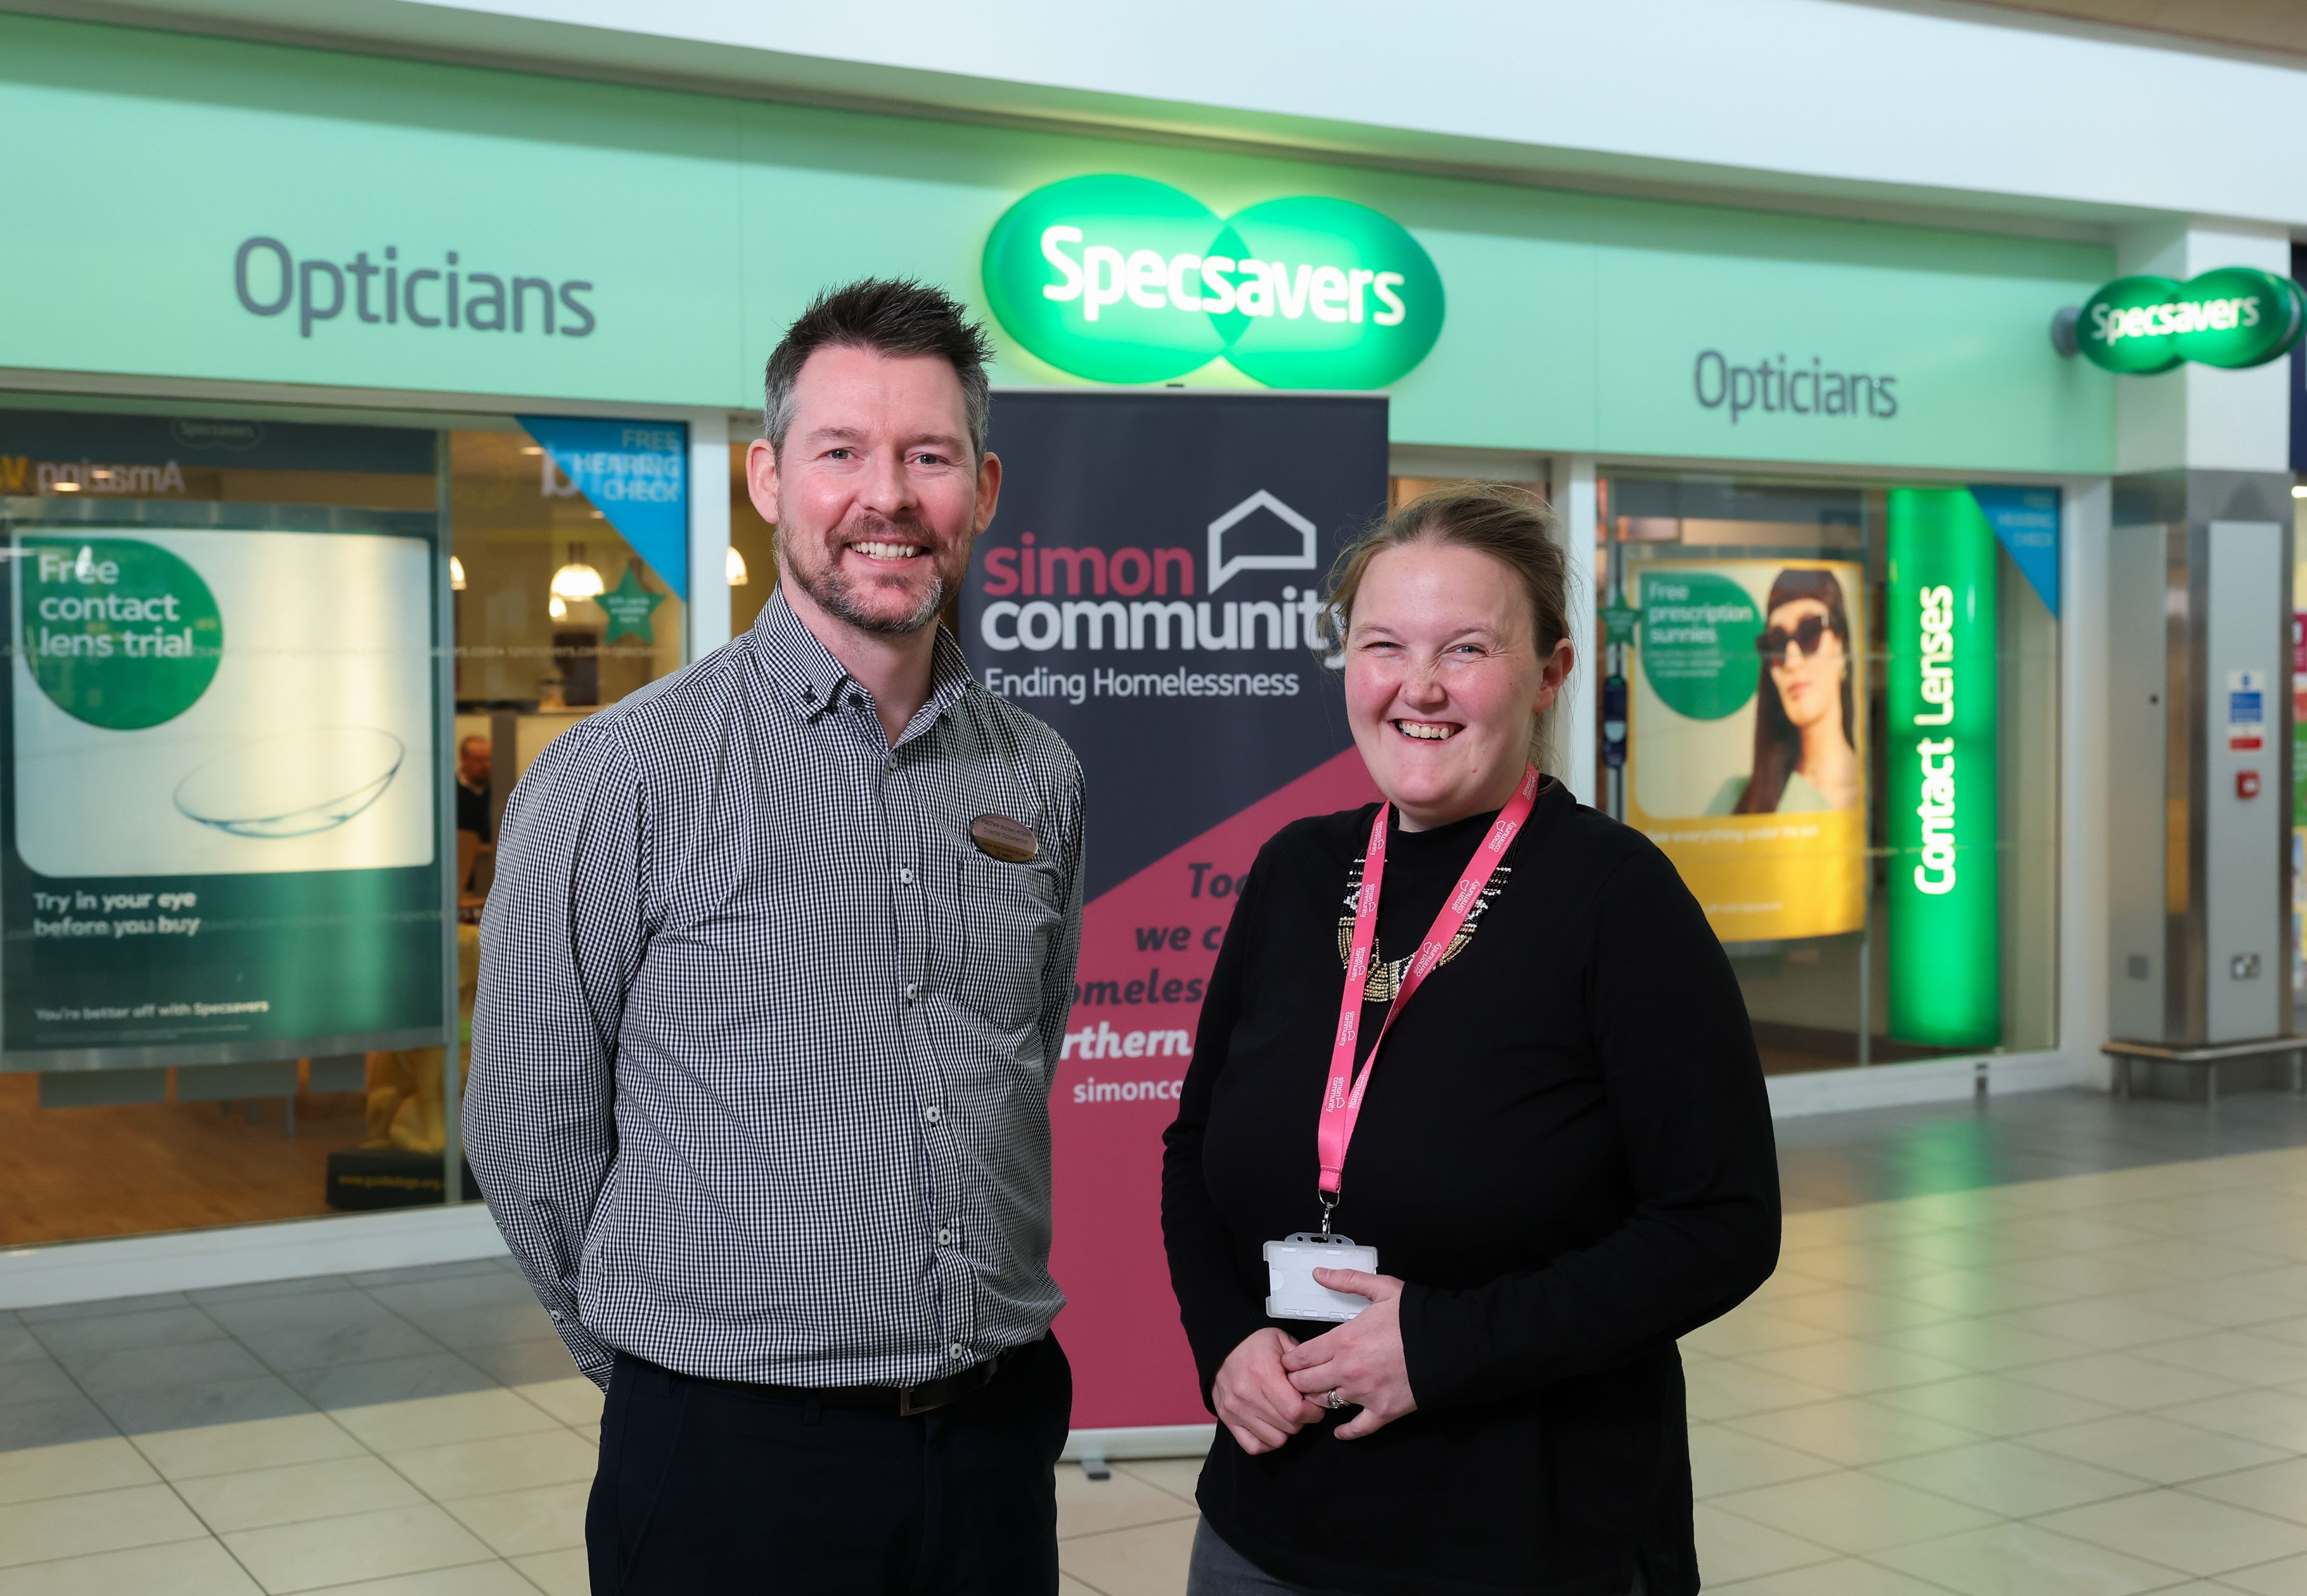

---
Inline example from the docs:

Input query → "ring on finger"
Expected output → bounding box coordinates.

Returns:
[1323,1389,1346,1410]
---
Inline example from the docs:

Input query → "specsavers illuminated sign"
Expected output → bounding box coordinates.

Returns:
[1885,488,2001,1050]
[982,175,1444,389]
[2064,267,2306,375]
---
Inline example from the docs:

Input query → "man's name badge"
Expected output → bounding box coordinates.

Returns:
[971,814,1039,864]
[1263,1232,1379,1322]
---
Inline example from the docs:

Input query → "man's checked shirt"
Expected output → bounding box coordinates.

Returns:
[465,588,1084,1389]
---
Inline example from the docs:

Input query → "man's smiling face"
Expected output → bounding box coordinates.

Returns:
[748,344,999,639]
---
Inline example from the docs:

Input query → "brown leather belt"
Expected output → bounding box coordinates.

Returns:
[673,1348,1010,1417]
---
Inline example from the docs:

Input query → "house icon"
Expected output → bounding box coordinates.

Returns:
[1207,491,1318,592]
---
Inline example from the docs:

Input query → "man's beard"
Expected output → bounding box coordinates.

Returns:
[792,522,949,637]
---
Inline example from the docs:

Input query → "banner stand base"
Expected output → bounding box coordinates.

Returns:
[1062,1424,1214,1464]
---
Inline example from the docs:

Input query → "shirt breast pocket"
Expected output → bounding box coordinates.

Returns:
[956,853,1061,1035]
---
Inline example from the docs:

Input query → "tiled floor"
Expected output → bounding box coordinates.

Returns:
[10,1088,2307,1592]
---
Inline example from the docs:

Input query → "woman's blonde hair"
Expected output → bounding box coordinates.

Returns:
[1324,482,1574,769]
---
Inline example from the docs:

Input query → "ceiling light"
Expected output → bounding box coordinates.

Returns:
[2294,485,2307,499]
[549,543,604,600]
[51,481,79,492]
[449,555,467,592]
[549,592,568,622]
[726,545,749,586]
[520,445,543,456]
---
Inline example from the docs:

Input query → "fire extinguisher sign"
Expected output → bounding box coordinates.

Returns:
[2228,667,2268,752]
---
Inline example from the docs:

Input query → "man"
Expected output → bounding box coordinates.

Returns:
[465,279,1085,1595]
[453,733,491,842]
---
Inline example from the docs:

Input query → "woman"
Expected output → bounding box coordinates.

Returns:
[1162,486,1779,1596]
[1707,568,1860,815]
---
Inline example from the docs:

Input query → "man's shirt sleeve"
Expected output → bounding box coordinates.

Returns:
[463,719,647,1387]
[1036,752,1086,1091]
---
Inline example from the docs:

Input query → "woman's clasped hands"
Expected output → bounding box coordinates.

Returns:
[1211,1269,1419,1454]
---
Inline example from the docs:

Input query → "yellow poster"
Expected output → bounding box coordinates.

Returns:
[1626,559,1867,943]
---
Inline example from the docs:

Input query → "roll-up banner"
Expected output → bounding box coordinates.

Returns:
[0,502,446,1070]
[964,391,1387,1432]
[1624,559,1869,944]
[1885,487,2002,1048]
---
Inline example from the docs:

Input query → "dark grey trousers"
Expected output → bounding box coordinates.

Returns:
[1185,1522,1646,1595]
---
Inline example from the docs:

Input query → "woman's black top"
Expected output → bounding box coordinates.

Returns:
[1160,782,1780,1596]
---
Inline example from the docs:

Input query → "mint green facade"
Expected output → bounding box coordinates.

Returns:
[0,13,2114,474]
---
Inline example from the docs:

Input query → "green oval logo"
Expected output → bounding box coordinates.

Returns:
[982,176,1444,389]
[2078,267,2306,375]
[1219,195,1444,389]
[982,175,1227,385]
[1638,570,1762,721]
[20,537,224,730]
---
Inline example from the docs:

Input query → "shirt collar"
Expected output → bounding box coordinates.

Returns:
[747,585,975,742]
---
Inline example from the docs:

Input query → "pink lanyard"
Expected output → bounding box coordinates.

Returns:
[1318,765,1539,1232]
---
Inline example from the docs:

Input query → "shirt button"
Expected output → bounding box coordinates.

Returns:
[937,1227,954,1246]
[899,867,915,886]
[924,1104,943,1124]
[948,1342,965,1360]
[903,981,920,1003]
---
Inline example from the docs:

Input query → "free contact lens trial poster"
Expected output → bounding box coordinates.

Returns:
[0,522,444,1067]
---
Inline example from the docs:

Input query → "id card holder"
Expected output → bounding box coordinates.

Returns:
[1263,1232,1380,1322]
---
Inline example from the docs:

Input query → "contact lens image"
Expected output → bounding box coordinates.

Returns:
[172,728,407,839]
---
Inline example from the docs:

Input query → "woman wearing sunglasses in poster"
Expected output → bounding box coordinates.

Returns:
[1708,569,1861,815]
[1161,485,1780,1596]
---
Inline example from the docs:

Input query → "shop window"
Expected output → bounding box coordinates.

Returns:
[729,439,780,637]
[447,417,691,850]
[1387,475,1547,513]
[448,423,686,716]
[449,420,691,1173]
[2294,491,2307,1000]
[0,404,700,1249]
[0,404,451,1245]
[1596,472,2060,1073]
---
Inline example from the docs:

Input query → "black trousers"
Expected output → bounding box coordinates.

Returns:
[588,1337,1072,1595]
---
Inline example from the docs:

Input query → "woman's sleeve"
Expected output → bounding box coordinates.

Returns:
[1394,842,1781,1410]
[1160,852,1275,1405]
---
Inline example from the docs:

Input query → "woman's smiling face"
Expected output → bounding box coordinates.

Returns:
[1765,596,1844,731]
[1344,541,1564,830]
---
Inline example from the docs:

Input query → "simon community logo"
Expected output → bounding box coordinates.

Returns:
[975,489,1333,706]
[981,175,1444,389]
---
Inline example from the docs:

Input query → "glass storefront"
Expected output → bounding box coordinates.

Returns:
[729,441,780,637]
[0,401,694,1247]
[1596,472,2060,1074]
[0,402,2083,1246]
[2295,489,2307,1001]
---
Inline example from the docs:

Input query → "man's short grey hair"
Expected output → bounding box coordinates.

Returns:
[762,278,995,462]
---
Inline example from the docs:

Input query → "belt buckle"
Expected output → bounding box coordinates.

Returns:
[897,1352,998,1417]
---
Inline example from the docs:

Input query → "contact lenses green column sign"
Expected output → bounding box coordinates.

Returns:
[1886,489,2000,1048]
[981,175,1444,388]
